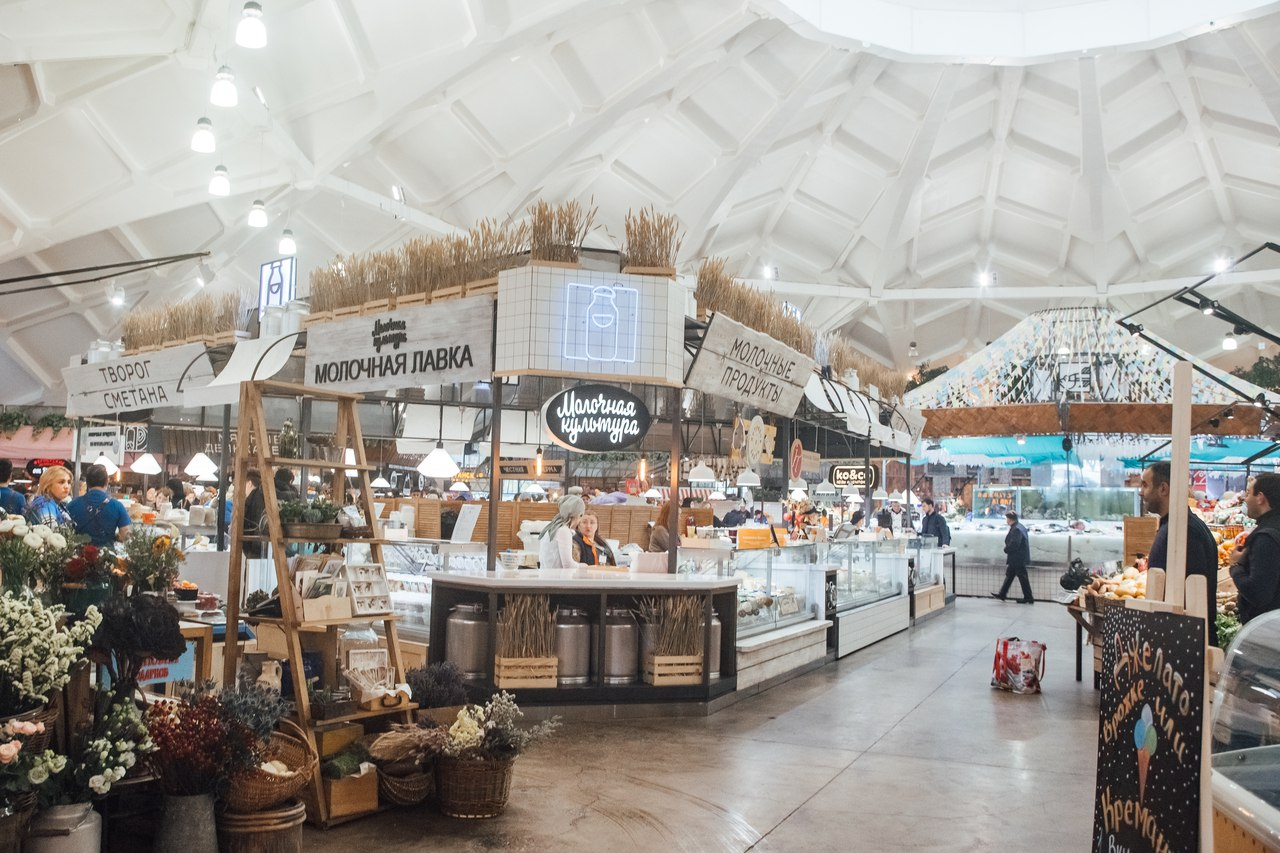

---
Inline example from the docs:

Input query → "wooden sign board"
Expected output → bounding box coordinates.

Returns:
[63,343,213,417]
[1123,515,1160,566]
[1093,606,1204,853]
[495,459,565,479]
[304,296,493,394]
[684,313,816,417]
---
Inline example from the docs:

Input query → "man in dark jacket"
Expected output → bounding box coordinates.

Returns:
[919,497,950,546]
[1141,461,1219,645]
[992,511,1033,603]
[1230,473,1280,625]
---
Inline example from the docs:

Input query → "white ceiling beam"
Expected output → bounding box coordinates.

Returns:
[1078,57,1115,294]
[1154,45,1235,225]
[314,175,464,236]
[1220,25,1280,128]
[978,68,1024,246]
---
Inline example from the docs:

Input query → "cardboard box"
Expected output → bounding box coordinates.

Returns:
[314,722,364,758]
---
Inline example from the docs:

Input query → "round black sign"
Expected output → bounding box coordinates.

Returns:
[542,384,651,453]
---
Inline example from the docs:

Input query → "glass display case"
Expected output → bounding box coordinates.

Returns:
[909,535,943,588]
[971,486,1139,522]
[679,543,819,639]
[346,539,488,641]
[1211,611,1280,848]
[818,540,909,612]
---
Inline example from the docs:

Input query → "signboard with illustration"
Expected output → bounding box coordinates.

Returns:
[304,296,493,393]
[495,266,684,386]
[542,385,651,453]
[684,313,816,417]
[1092,606,1204,853]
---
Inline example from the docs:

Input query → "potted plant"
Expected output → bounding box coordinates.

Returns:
[121,528,185,594]
[0,594,100,732]
[43,536,118,615]
[0,718,64,852]
[407,661,469,727]
[307,684,357,721]
[434,691,558,819]
[280,499,341,540]
[216,683,317,816]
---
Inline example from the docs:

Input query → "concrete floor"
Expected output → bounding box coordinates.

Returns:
[306,599,1098,852]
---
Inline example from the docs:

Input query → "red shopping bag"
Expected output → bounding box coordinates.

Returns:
[991,636,1046,694]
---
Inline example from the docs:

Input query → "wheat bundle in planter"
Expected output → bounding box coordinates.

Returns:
[637,595,704,657]
[529,199,596,264]
[496,594,555,659]
[622,206,684,271]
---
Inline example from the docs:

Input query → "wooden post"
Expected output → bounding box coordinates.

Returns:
[668,386,681,574]
[487,380,502,568]
[1164,361,1192,608]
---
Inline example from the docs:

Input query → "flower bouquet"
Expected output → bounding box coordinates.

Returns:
[37,693,152,806]
[0,718,64,845]
[45,539,120,614]
[122,528,184,594]
[0,520,73,595]
[434,691,558,818]
[90,594,186,703]
[0,593,101,718]
[144,691,262,797]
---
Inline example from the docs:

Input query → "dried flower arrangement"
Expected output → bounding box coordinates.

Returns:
[121,291,254,351]
[636,595,703,656]
[621,206,683,271]
[495,594,554,659]
[528,198,596,264]
[144,692,262,795]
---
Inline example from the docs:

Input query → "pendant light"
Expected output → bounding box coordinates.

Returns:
[642,487,662,500]
[637,454,647,482]
[1222,332,1238,351]
[449,481,469,492]
[688,460,716,483]
[814,478,837,497]
[247,200,268,228]
[191,117,216,153]
[708,491,726,501]
[735,468,760,487]
[369,475,391,489]
[787,477,807,492]
[208,165,230,196]
[235,1,267,48]
[788,488,808,501]
[184,452,218,477]
[129,453,162,476]
[278,229,296,255]
[535,445,543,477]
[872,486,889,501]
[210,66,238,107]
[524,483,546,495]
[417,405,458,478]
[92,453,120,477]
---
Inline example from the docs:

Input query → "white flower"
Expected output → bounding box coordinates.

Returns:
[31,524,51,539]
[121,752,135,768]
[47,533,66,549]
[0,520,14,534]
[88,774,107,794]
[22,533,43,549]
[11,524,28,537]
[27,764,49,785]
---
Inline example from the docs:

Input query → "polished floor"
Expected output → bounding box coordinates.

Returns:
[307,599,1098,851]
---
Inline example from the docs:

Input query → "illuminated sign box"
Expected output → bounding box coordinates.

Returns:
[495,266,684,386]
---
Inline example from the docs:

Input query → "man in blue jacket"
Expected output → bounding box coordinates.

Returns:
[992,510,1033,603]
[918,497,950,546]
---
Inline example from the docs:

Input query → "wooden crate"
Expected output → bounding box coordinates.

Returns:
[392,292,428,309]
[302,311,332,329]
[494,657,557,689]
[304,768,378,823]
[914,583,946,616]
[315,722,364,758]
[431,285,463,302]
[1123,515,1159,565]
[463,277,498,296]
[643,654,703,686]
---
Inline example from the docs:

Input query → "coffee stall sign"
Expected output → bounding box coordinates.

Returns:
[62,343,213,418]
[542,385,650,453]
[1093,607,1204,853]
[304,296,493,394]
[685,314,816,418]
[830,464,877,491]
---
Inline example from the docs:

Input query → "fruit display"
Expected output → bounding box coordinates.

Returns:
[1212,529,1249,569]
[1081,566,1148,600]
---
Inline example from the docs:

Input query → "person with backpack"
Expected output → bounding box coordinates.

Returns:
[1230,473,1280,625]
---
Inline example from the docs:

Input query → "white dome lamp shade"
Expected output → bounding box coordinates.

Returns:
[888,491,906,503]
[525,483,546,495]
[210,65,238,107]
[642,488,662,499]
[814,479,837,497]
[708,491,727,501]
[449,481,469,493]
[369,475,391,489]
[196,471,219,483]
[735,468,761,487]
[789,488,809,501]
[208,165,230,196]
[343,448,358,478]
[92,454,120,477]
[687,461,717,483]
[129,453,162,476]
[872,487,889,502]
[787,477,808,492]
[841,483,861,498]
[247,200,268,228]
[278,229,296,255]
[235,1,267,49]
[184,452,218,478]
[191,117,216,153]
[417,442,459,479]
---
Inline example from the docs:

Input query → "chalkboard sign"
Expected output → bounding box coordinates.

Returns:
[1093,606,1204,853]
[542,384,650,453]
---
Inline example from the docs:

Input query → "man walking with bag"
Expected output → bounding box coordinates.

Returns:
[992,511,1033,603]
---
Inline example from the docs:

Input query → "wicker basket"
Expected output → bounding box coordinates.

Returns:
[0,704,57,756]
[223,720,318,814]
[281,522,342,541]
[435,756,515,819]
[216,798,306,853]
[378,768,434,806]
[0,793,35,853]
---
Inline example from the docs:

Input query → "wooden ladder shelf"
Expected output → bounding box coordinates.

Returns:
[222,380,414,828]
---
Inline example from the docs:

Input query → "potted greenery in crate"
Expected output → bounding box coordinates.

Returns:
[279,499,341,541]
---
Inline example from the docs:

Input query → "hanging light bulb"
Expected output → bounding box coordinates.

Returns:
[247,200,268,228]
[208,165,230,196]
[191,117,216,153]
[278,228,296,255]
[907,341,919,358]
[535,446,543,477]
[129,453,162,476]
[210,65,238,107]
[235,1,267,49]
[1222,332,1238,351]
[637,454,647,482]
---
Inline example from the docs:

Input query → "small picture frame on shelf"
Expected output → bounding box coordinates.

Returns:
[347,563,392,615]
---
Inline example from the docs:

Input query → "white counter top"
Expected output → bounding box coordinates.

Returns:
[427,569,738,593]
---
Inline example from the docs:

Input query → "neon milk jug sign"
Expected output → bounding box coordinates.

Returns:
[563,282,639,363]
[543,384,651,453]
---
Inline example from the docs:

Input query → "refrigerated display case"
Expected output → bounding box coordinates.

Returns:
[817,539,910,656]
[678,543,820,639]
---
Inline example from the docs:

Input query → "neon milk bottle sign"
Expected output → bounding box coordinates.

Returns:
[563,283,639,364]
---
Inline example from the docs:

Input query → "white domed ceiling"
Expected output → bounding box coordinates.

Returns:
[2,0,1280,405]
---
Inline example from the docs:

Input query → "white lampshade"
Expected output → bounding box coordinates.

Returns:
[525,483,546,495]
[789,489,808,501]
[814,479,837,496]
[841,483,861,498]
[417,442,459,478]
[687,461,716,483]
[735,468,761,487]
[191,117,216,153]
[847,493,864,505]
[208,165,230,196]
[642,488,662,499]
[92,454,120,476]
[129,453,162,476]
[235,1,267,48]
[278,229,296,255]
[787,477,808,491]
[708,491,726,501]
[196,471,218,483]
[247,200,268,228]
[343,448,358,477]
[185,452,217,477]
[370,475,391,489]
[449,481,469,492]
[888,491,905,503]
[872,487,889,501]
[906,491,919,505]
[210,66,238,107]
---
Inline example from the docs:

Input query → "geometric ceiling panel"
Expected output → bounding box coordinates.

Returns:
[0,109,129,220]
[0,64,39,132]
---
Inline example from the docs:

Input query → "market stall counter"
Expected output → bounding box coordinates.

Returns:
[428,570,739,709]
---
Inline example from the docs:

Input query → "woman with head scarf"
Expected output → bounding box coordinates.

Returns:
[572,510,617,566]
[538,494,588,569]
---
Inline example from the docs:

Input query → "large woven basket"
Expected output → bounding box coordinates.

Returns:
[378,768,434,806]
[0,704,57,756]
[223,720,318,814]
[435,756,515,819]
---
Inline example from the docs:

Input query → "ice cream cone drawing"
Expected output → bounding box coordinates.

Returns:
[1133,704,1159,802]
